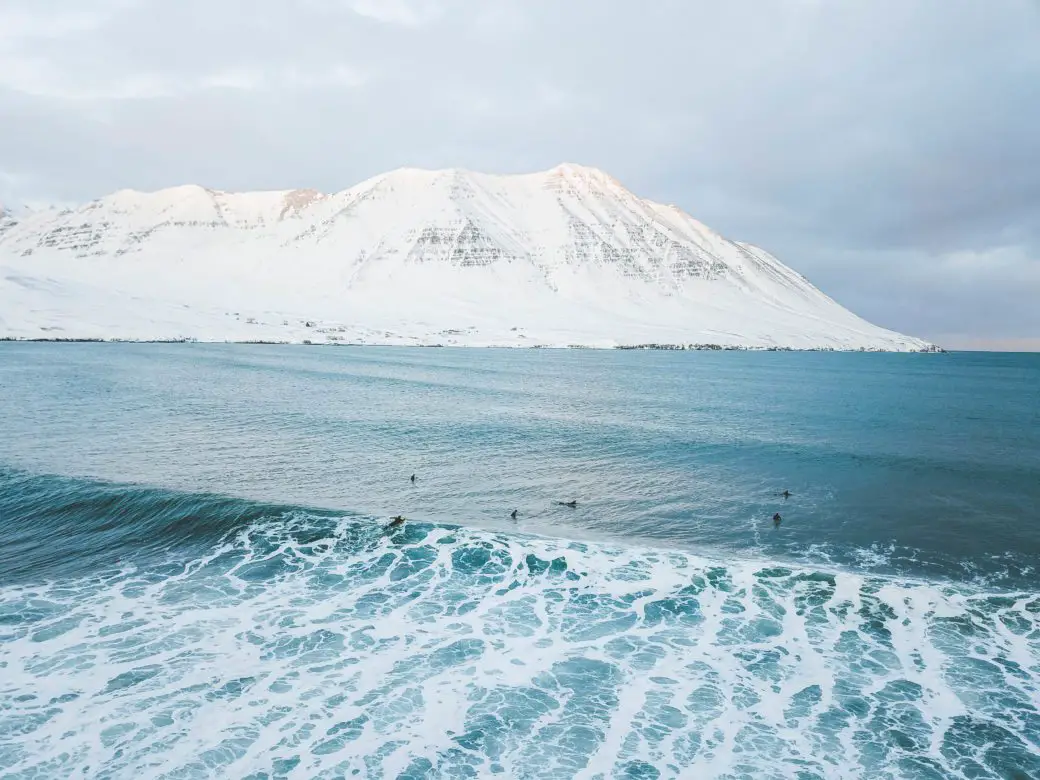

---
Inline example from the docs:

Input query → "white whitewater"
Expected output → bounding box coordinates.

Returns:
[0,164,933,350]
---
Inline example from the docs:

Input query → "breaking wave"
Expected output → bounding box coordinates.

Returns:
[1,472,1038,778]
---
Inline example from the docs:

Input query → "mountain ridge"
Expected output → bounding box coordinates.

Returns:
[0,164,937,351]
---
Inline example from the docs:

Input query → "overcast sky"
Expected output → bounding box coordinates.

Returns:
[1,0,1038,349]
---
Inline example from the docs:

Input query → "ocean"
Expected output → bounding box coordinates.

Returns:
[0,343,1038,779]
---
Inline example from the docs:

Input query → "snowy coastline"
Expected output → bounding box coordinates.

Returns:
[0,164,937,352]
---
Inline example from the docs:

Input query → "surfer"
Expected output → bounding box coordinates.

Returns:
[410,474,416,483]
[773,512,782,526]
[387,515,406,529]
[782,490,791,500]
[556,500,578,508]
[510,509,518,520]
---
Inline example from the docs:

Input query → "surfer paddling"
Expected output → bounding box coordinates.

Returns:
[555,500,578,508]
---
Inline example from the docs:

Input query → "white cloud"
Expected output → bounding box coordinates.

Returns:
[202,68,266,92]
[470,0,529,35]
[279,65,367,90]
[0,60,365,101]
[0,60,178,100]
[0,6,109,47]
[348,0,442,26]
[202,65,367,93]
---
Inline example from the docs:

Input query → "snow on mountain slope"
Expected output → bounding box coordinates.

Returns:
[0,164,935,350]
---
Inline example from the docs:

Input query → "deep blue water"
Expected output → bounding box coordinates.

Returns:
[0,344,1038,778]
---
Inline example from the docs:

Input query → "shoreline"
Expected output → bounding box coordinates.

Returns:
[0,336,947,353]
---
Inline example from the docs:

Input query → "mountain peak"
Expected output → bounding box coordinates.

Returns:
[369,162,623,190]
[543,163,630,196]
[547,161,607,176]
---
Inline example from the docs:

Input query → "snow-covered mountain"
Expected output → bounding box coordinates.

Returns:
[0,205,16,235]
[0,164,934,350]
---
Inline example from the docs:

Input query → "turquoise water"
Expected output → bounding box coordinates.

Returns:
[1,344,1038,778]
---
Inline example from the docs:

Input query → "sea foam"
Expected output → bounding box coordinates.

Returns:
[1,512,1037,779]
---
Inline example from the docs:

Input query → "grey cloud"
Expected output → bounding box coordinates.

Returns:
[787,245,1040,347]
[0,0,1038,347]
